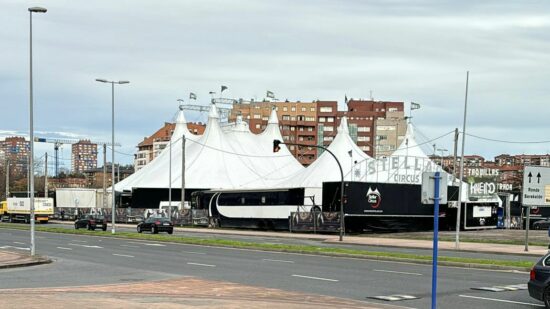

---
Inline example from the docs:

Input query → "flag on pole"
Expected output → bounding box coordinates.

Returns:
[345,95,348,104]
[189,92,197,100]
[411,102,421,110]
[266,90,275,99]
[221,85,228,93]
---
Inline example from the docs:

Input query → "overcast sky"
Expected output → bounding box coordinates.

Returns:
[2,0,550,169]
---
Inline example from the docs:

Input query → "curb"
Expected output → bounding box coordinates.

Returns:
[0,256,52,270]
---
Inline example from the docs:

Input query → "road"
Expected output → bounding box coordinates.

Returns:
[0,227,543,308]
[46,221,541,263]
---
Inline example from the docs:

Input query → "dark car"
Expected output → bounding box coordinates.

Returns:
[137,216,173,234]
[74,214,107,231]
[534,219,550,230]
[529,253,550,307]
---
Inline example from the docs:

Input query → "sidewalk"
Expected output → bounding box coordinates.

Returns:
[0,250,51,269]
[0,277,401,309]
[51,220,549,257]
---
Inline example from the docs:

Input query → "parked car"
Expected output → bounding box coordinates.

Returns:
[529,252,550,307]
[533,219,550,230]
[74,214,107,231]
[137,216,173,234]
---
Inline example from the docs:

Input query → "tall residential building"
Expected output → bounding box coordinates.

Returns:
[0,136,30,177]
[71,140,98,173]
[135,122,206,171]
[229,99,406,165]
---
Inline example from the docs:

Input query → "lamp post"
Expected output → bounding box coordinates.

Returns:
[274,140,345,241]
[28,6,47,256]
[436,148,448,168]
[95,78,129,234]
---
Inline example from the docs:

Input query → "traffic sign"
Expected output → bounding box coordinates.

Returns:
[421,172,448,205]
[522,166,550,206]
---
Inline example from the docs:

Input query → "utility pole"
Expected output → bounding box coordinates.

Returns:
[168,139,172,221]
[452,128,459,181]
[103,144,106,208]
[5,159,9,200]
[117,164,120,183]
[44,153,48,198]
[456,71,470,249]
[181,136,186,210]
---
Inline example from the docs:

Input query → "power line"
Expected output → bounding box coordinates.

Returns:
[465,133,550,144]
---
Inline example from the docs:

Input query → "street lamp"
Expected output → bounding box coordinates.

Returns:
[274,139,346,241]
[28,6,47,256]
[95,79,129,234]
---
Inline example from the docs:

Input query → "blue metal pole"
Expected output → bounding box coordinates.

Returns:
[432,171,440,309]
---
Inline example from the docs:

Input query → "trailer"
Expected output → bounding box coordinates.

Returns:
[1,197,54,223]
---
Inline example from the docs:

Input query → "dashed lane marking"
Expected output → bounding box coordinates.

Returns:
[0,245,29,251]
[120,244,139,248]
[112,253,134,258]
[57,247,72,250]
[373,269,422,276]
[67,243,103,249]
[181,251,206,255]
[459,294,544,307]
[187,262,216,267]
[71,239,87,243]
[142,243,166,247]
[471,284,527,292]
[291,274,339,282]
[13,242,25,245]
[368,295,419,302]
[262,258,295,264]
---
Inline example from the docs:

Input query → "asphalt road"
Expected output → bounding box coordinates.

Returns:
[0,227,544,308]
[45,221,541,263]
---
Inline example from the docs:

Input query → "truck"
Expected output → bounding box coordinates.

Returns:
[0,197,54,223]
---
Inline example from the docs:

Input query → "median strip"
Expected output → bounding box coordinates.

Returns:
[0,223,535,271]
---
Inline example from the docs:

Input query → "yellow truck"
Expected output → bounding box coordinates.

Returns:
[0,198,54,223]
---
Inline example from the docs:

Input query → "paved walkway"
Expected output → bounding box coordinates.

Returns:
[0,277,401,309]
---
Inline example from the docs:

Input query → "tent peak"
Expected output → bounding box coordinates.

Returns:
[208,103,220,119]
[268,107,278,124]
[338,116,349,134]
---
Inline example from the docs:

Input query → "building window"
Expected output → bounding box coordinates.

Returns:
[255,124,261,129]
[290,145,295,150]
[318,117,326,122]
[253,114,261,119]
[327,117,334,122]
[310,107,315,112]
[361,146,370,151]
[299,127,304,131]
[319,107,332,113]
[307,127,314,131]
[291,116,296,121]
[388,107,398,112]
[290,126,295,131]
[357,136,370,142]
[323,126,334,132]
[305,116,315,121]
[254,105,260,109]
[358,126,371,132]
[301,107,306,112]
[283,106,288,111]
[299,136,304,141]
[291,106,296,112]
[282,115,290,121]
[323,136,334,141]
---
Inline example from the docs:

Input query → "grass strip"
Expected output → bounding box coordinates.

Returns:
[371,234,549,247]
[0,223,535,270]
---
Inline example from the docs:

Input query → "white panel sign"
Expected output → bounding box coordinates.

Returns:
[522,166,550,206]
[473,206,491,218]
[421,172,448,205]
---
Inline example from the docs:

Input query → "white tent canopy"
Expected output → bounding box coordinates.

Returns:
[114,105,303,192]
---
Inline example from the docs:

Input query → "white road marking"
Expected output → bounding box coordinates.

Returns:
[187,262,216,267]
[120,244,139,248]
[142,243,165,247]
[459,294,545,307]
[373,269,423,276]
[0,246,29,251]
[57,247,72,250]
[71,239,87,243]
[181,251,205,255]
[13,242,25,245]
[68,243,103,249]
[112,253,134,258]
[262,258,295,264]
[292,274,339,282]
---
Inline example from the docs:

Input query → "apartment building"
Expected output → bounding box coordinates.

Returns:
[230,99,406,165]
[71,140,98,174]
[135,122,205,171]
[0,136,30,177]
